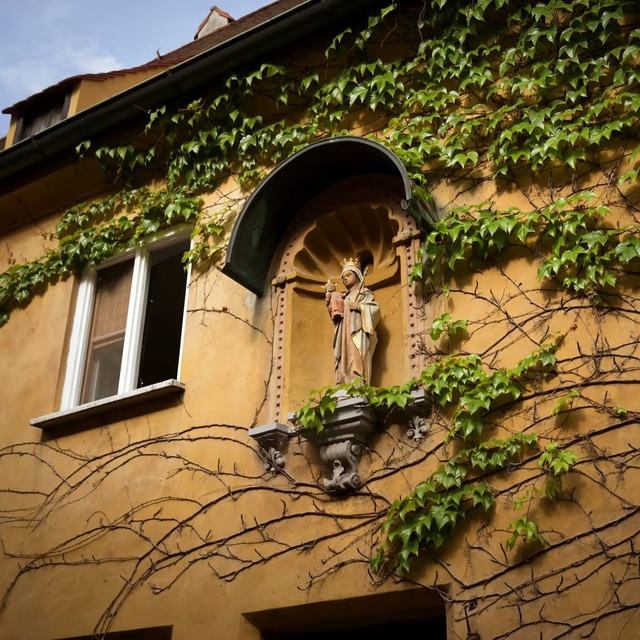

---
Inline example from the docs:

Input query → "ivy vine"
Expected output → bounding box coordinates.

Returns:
[3,0,640,324]
[292,341,575,572]
[414,191,640,301]
[0,0,637,608]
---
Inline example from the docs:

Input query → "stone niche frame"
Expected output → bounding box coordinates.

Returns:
[231,138,438,485]
[267,174,427,424]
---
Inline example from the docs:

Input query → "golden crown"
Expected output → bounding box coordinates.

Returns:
[340,257,361,271]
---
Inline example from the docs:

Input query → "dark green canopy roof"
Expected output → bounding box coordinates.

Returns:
[221,136,436,296]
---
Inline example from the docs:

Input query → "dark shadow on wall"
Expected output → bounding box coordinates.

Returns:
[263,617,447,639]
[56,626,173,640]
[245,588,447,640]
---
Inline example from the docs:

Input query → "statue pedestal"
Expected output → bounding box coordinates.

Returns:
[249,390,432,490]
[297,395,376,491]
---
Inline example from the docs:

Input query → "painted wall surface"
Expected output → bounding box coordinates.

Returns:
[1,166,638,640]
[4,118,18,147]
[4,68,171,150]
[71,70,172,116]
[1,5,640,640]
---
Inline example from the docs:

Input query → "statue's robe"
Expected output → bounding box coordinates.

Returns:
[327,290,344,318]
[331,286,380,385]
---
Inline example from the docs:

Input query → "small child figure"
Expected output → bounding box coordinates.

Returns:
[324,279,345,322]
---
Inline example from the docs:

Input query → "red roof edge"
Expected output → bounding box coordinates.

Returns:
[214,6,235,22]
[2,1,304,117]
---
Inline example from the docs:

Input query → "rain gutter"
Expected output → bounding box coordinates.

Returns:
[0,0,378,189]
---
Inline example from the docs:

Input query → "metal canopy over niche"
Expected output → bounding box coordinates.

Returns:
[221,136,437,296]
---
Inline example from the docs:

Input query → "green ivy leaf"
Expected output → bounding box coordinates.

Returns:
[552,389,580,416]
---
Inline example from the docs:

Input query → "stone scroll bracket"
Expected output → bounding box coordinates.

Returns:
[286,389,433,492]
[248,422,293,473]
[407,415,430,444]
[320,441,363,491]
[376,388,432,444]
[293,394,377,492]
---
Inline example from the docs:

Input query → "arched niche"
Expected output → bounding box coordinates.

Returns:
[221,136,437,296]
[268,175,428,421]
[219,136,435,421]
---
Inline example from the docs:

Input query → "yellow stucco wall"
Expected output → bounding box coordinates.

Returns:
[4,117,18,147]
[1,161,639,640]
[1,12,640,640]
[70,70,173,116]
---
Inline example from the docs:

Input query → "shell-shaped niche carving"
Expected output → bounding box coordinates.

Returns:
[292,203,400,291]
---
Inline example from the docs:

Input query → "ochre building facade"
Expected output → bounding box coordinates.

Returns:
[1,1,640,639]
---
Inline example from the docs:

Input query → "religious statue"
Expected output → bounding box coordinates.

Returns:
[324,258,380,385]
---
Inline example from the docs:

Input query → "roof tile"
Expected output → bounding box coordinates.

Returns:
[3,0,309,115]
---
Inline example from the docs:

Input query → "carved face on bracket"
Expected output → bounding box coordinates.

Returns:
[341,270,359,291]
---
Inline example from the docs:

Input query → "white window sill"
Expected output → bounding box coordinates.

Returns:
[31,379,186,430]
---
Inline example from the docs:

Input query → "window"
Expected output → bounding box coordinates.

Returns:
[14,90,71,142]
[61,228,191,410]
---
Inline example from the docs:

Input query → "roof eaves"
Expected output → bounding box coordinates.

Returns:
[2,59,178,115]
[0,0,379,189]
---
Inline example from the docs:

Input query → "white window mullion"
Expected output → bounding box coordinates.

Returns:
[60,269,98,409]
[118,248,151,394]
[60,226,192,411]
[176,242,193,382]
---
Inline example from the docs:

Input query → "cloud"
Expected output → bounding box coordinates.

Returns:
[58,41,125,75]
[41,0,73,22]
[0,37,125,107]
[0,0,125,109]
[0,66,58,101]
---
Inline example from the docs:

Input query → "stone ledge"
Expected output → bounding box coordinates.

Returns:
[289,389,433,491]
[30,380,186,430]
[248,422,293,472]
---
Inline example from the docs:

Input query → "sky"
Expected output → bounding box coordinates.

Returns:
[0,0,271,136]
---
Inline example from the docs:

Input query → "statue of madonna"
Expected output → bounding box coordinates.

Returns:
[325,258,380,385]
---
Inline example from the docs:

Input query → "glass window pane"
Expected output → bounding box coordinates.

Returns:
[83,339,125,402]
[82,259,134,403]
[137,240,190,388]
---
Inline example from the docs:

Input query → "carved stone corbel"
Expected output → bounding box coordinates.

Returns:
[404,389,432,444]
[294,394,376,492]
[373,388,433,444]
[320,441,363,491]
[407,414,430,443]
[248,423,292,473]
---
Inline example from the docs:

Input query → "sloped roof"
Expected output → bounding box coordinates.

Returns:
[0,0,378,187]
[149,0,308,63]
[3,0,308,116]
[2,60,179,115]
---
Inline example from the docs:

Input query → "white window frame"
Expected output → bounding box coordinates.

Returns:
[61,226,192,410]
